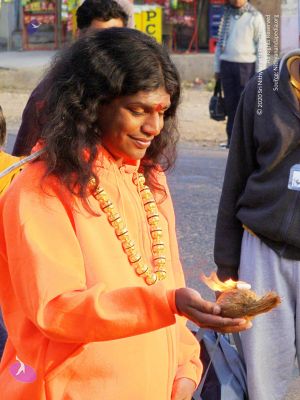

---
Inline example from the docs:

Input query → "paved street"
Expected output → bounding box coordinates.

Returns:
[168,143,226,299]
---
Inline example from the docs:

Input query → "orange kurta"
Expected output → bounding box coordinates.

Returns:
[0,147,201,399]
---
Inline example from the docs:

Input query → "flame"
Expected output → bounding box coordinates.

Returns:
[201,272,251,292]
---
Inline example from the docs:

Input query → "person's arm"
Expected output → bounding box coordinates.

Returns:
[214,79,258,282]
[254,12,267,72]
[214,44,222,77]
[214,35,222,75]
[213,14,225,76]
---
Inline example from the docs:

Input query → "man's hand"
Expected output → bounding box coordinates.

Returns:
[215,72,220,80]
[175,288,252,333]
[171,377,196,400]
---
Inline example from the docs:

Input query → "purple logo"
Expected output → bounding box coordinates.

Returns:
[9,356,37,383]
[27,19,42,34]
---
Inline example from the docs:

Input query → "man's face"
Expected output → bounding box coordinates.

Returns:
[98,87,171,165]
[89,18,125,30]
[229,0,247,8]
[78,17,125,37]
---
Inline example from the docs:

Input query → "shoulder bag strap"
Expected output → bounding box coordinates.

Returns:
[194,330,221,397]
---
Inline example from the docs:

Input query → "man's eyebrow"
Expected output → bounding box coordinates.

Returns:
[127,102,171,110]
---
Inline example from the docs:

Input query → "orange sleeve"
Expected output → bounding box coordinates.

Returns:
[174,321,202,385]
[157,172,202,386]
[2,186,176,343]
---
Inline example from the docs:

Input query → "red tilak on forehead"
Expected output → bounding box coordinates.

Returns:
[154,103,164,112]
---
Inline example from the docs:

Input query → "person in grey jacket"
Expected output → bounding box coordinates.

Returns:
[214,49,300,400]
[214,0,267,148]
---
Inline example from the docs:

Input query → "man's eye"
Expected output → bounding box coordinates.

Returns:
[130,109,144,116]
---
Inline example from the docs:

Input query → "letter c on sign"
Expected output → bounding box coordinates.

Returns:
[146,24,156,35]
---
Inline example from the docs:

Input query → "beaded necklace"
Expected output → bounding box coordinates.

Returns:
[90,173,167,285]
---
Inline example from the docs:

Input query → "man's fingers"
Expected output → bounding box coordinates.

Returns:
[184,306,249,329]
[186,290,222,315]
[176,288,222,316]
[175,288,253,333]
[205,320,253,334]
[193,299,221,315]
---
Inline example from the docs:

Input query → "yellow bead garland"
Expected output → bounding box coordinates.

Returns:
[90,173,167,285]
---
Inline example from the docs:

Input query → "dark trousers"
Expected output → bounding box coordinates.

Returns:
[220,60,255,146]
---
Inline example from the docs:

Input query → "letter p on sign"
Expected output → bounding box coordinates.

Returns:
[142,6,162,43]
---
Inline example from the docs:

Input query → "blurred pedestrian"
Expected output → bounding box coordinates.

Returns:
[0,28,251,399]
[12,0,130,157]
[214,0,267,148]
[214,49,300,400]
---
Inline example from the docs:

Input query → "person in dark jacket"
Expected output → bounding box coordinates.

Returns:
[12,0,130,157]
[214,49,300,400]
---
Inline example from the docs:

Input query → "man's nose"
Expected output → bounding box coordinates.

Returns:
[141,113,162,136]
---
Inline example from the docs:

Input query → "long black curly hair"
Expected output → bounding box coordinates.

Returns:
[40,28,181,201]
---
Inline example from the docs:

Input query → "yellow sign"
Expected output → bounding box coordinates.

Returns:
[134,5,162,44]
[134,9,142,32]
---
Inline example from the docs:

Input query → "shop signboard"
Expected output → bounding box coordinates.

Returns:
[134,5,162,44]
